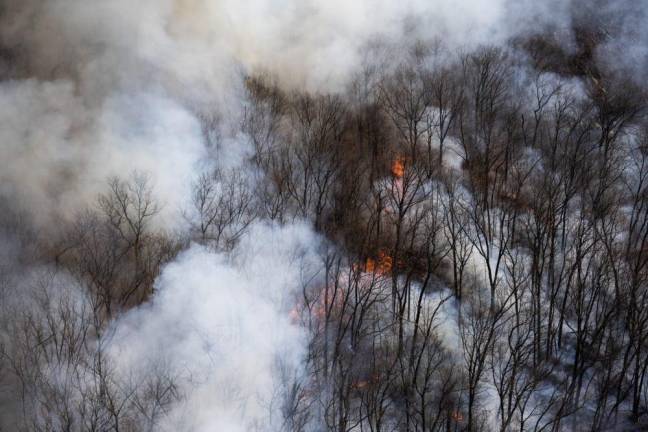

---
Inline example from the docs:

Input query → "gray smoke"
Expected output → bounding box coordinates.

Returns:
[107,222,322,431]
[1,0,645,430]
[0,0,579,227]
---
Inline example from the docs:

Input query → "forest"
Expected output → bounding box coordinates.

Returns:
[1,0,647,431]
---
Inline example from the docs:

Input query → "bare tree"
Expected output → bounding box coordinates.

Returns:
[187,168,256,251]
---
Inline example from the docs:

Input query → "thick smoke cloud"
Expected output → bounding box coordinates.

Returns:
[106,222,322,431]
[0,81,206,227]
[0,0,577,228]
[1,0,646,430]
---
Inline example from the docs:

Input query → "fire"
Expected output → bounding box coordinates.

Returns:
[365,257,376,273]
[364,250,393,275]
[352,373,382,390]
[353,380,369,389]
[290,254,395,326]
[376,250,392,273]
[289,306,301,323]
[451,411,464,422]
[391,156,405,178]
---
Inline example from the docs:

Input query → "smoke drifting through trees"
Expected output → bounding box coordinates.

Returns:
[1,0,647,431]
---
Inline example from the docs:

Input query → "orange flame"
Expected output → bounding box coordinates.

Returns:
[353,380,369,389]
[377,250,392,273]
[391,157,405,178]
[291,254,396,326]
[363,251,393,275]
[365,257,376,273]
[352,372,382,390]
[289,306,301,323]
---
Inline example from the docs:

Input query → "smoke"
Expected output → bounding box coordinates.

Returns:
[0,80,207,228]
[0,0,579,229]
[105,221,322,431]
[587,0,648,84]
[0,0,642,225]
[1,0,571,89]
[1,0,646,429]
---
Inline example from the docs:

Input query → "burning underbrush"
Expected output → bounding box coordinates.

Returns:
[2,1,648,430]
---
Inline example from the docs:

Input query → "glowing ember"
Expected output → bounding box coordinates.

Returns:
[391,156,405,178]
[352,373,382,390]
[288,306,301,323]
[365,257,376,273]
[451,411,464,422]
[353,380,369,389]
[376,250,392,273]
[364,250,393,275]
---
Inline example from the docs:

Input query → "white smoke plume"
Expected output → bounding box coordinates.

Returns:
[0,81,207,227]
[106,221,322,431]
[0,0,578,228]
[1,0,645,430]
